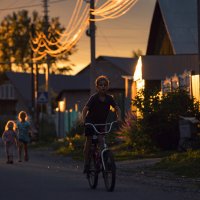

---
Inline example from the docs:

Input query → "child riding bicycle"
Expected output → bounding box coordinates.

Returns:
[82,75,122,173]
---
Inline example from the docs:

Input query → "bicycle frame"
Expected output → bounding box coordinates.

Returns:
[85,121,118,192]
[85,121,117,170]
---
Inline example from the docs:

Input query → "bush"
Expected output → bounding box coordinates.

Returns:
[118,111,155,152]
[56,134,85,160]
[118,89,200,151]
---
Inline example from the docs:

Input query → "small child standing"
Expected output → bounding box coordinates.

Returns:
[16,111,31,162]
[2,120,18,164]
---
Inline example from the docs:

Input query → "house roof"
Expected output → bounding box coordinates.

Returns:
[77,55,137,76]
[6,56,134,102]
[101,56,137,75]
[147,0,198,54]
[141,54,199,80]
[6,72,89,102]
[50,73,89,92]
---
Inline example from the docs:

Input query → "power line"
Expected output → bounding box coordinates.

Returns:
[0,0,69,11]
[97,35,147,39]
[98,26,119,56]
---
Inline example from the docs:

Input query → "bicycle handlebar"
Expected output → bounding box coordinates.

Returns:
[85,121,118,134]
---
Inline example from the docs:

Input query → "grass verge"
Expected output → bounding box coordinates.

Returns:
[30,138,200,179]
[153,150,200,178]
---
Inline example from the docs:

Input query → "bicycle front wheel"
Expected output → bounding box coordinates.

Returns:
[87,154,98,189]
[102,150,116,192]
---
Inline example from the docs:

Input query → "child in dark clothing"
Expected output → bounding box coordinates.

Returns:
[82,75,122,173]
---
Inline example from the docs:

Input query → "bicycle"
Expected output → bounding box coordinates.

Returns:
[84,121,118,192]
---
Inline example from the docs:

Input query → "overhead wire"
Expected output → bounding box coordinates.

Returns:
[0,0,70,11]
[31,0,138,61]
[90,0,138,21]
[31,0,91,60]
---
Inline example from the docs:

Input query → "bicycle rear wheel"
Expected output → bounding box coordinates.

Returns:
[102,150,116,192]
[87,154,98,189]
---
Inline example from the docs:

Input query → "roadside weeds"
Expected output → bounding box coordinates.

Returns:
[117,158,200,194]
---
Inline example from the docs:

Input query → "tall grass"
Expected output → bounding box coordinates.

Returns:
[154,150,200,178]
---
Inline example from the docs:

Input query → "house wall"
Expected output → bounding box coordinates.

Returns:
[131,81,137,113]
[0,82,17,115]
[14,88,30,114]
[145,80,161,92]
[60,90,90,111]
[79,59,127,91]
[59,88,126,119]
[0,99,17,115]
[94,60,126,88]
[110,89,125,118]
[0,81,29,116]
[192,75,199,101]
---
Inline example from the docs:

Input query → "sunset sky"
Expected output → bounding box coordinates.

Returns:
[0,0,156,74]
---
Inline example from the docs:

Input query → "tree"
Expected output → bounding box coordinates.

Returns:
[0,10,75,73]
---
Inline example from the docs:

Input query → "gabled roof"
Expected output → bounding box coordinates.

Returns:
[49,73,89,92]
[6,56,136,102]
[6,72,89,102]
[140,54,199,80]
[77,55,137,76]
[101,56,137,75]
[147,0,198,54]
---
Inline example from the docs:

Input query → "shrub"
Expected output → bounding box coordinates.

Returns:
[118,111,155,152]
[56,134,85,160]
[118,88,200,152]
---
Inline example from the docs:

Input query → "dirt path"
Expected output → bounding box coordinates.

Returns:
[117,158,200,194]
[31,147,200,195]
[0,142,200,199]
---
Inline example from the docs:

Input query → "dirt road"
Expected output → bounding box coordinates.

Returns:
[0,144,199,200]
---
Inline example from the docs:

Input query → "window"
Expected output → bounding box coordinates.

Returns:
[0,83,15,99]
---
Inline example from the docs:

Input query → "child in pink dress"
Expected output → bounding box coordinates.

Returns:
[2,120,18,164]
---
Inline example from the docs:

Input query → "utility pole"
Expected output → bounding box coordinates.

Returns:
[90,0,96,94]
[31,23,35,118]
[43,0,51,114]
[86,0,96,94]
[198,0,200,100]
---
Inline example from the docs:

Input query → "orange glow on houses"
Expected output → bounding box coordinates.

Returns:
[133,56,144,91]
